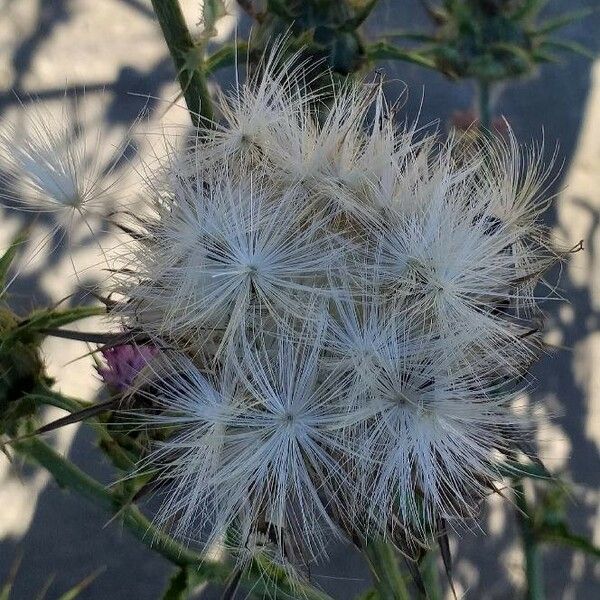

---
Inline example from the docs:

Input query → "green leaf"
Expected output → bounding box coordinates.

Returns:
[98,435,138,471]
[540,523,600,559]
[541,39,596,60]
[531,49,559,64]
[34,398,116,437]
[490,42,533,63]
[513,482,545,600]
[0,584,11,600]
[366,42,437,69]
[34,574,55,600]
[0,227,28,297]
[25,385,85,413]
[363,538,411,600]
[13,306,106,341]
[205,42,249,74]
[162,568,189,600]
[249,554,334,600]
[511,0,548,22]
[200,0,228,39]
[497,460,551,480]
[535,9,594,36]
[421,551,443,600]
[32,306,106,329]
[56,568,104,600]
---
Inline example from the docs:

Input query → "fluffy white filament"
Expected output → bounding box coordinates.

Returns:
[6,49,555,574]
[109,54,555,569]
[0,98,118,231]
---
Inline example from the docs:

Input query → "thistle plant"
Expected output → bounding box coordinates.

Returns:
[395,0,596,129]
[0,1,598,599]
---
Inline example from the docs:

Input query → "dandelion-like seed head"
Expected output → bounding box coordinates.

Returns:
[0,98,120,229]
[101,48,559,577]
[115,165,344,352]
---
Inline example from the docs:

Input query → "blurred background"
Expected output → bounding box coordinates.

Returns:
[0,0,598,598]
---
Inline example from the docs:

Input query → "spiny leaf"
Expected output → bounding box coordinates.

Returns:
[423,1,447,25]
[403,557,426,596]
[381,30,436,43]
[535,9,595,36]
[98,436,138,472]
[0,227,28,297]
[34,574,55,600]
[531,49,559,64]
[15,306,106,339]
[25,384,84,412]
[36,328,145,346]
[56,568,104,600]
[541,39,596,60]
[366,42,437,69]
[35,398,117,436]
[0,584,10,600]
[1,394,107,453]
[200,0,228,39]
[161,567,189,600]
[205,42,249,74]
[497,460,551,480]
[540,523,600,559]
[421,552,444,600]
[490,42,533,63]
[514,439,552,478]
[511,0,548,22]
[131,474,172,503]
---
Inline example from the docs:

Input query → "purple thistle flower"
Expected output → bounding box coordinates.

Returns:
[97,344,158,392]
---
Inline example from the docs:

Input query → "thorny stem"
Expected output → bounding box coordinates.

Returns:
[514,481,545,600]
[14,437,213,568]
[10,396,334,600]
[150,0,214,127]
[364,538,411,600]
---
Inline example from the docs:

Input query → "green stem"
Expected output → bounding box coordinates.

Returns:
[514,482,545,600]
[422,551,443,600]
[15,437,213,567]
[13,434,332,600]
[477,79,492,132]
[150,0,214,127]
[364,538,411,600]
